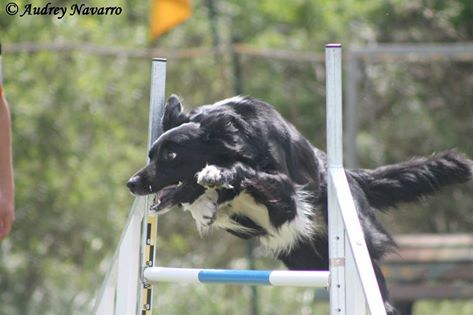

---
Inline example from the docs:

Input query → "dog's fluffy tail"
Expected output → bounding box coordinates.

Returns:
[350,150,473,210]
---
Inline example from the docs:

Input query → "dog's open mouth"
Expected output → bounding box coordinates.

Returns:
[149,182,183,214]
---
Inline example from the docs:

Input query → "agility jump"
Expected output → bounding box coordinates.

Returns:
[93,43,387,315]
[91,44,473,315]
[93,44,388,315]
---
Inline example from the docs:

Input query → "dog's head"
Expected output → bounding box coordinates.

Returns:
[127,95,200,195]
[127,95,251,196]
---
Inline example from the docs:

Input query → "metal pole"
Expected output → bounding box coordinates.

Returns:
[330,168,386,314]
[326,44,344,168]
[147,58,167,148]
[326,43,346,314]
[138,58,167,315]
[326,44,387,315]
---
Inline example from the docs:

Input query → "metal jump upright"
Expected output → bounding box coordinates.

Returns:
[93,44,387,315]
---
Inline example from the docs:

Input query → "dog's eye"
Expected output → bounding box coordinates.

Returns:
[164,151,177,161]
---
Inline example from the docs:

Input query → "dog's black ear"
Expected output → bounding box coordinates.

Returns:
[200,113,238,140]
[200,113,254,159]
[162,95,190,132]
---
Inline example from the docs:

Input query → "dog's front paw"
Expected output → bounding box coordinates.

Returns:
[184,189,219,235]
[196,165,233,189]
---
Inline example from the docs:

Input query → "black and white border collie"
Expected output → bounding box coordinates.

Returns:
[127,95,472,314]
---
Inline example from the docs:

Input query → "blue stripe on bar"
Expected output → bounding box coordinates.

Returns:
[198,269,271,285]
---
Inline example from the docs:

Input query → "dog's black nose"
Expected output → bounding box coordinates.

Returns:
[127,176,140,192]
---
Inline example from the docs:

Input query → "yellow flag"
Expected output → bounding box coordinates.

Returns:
[150,0,191,39]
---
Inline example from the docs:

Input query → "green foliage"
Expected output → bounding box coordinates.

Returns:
[0,0,472,314]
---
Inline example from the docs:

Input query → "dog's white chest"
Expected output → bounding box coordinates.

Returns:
[219,193,272,230]
[183,188,318,254]
[183,190,271,236]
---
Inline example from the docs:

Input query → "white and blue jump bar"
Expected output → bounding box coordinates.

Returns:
[144,267,329,287]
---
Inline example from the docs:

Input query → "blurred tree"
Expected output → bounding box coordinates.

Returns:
[356,0,473,233]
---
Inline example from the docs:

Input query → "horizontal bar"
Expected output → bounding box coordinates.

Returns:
[269,270,330,287]
[144,267,329,287]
